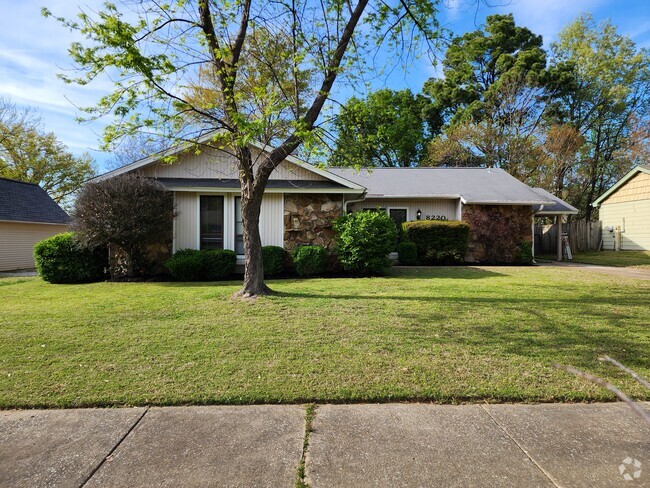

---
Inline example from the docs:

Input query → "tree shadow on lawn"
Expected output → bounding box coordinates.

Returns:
[388,266,507,279]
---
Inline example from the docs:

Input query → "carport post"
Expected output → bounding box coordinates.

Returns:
[556,215,563,261]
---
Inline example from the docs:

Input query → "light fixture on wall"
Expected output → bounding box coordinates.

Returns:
[416,209,422,220]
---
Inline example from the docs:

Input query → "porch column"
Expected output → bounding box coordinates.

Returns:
[556,215,563,261]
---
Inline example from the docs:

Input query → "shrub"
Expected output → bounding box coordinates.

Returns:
[397,241,418,265]
[402,220,469,265]
[516,241,534,265]
[34,232,107,284]
[72,173,175,276]
[333,210,397,275]
[262,246,285,276]
[165,249,236,281]
[293,245,327,277]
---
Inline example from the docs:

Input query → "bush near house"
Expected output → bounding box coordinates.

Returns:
[33,232,107,284]
[262,246,286,276]
[71,174,175,277]
[402,220,470,265]
[165,249,236,281]
[334,210,397,275]
[293,245,327,277]
[397,241,418,265]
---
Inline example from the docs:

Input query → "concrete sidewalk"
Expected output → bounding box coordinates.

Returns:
[1,403,648,487]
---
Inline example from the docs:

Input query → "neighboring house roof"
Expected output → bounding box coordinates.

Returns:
[91,133,365,192]
[155,177,348,191]
[531,188,579,215]
[0,178,70,224]
[328,167,553,205]
[592,164,650,207]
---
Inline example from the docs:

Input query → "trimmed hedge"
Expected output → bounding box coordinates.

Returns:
[402,220,469,265]
[165,249,236,281]
[262,246,285,276]
[293,245,327,277]
[334,210,397,275]
[33,232,107,284]
[397,241,418,265]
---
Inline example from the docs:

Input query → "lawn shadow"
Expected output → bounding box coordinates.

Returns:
[389,266,507,279]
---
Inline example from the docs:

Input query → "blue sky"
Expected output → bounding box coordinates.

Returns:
[1,0,649,172]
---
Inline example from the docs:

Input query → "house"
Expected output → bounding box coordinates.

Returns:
[593,164,650,251]
[0,178,70,271]
[94,138,576,264]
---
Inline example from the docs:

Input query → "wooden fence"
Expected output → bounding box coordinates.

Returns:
[534,220,602,255]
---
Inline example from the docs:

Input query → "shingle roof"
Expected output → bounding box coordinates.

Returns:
[0,178,70,224]
[327,167,553,205]
[531,188,579,214]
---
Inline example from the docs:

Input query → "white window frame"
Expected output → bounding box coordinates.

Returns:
[196,193,233,251]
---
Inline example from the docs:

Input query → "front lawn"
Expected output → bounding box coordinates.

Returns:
[1,267,648,408]
[568,250,650,268]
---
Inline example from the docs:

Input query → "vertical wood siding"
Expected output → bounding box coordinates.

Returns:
[0,222,69,271]
[348,198,459,221]
[140,147,327,181]
[173,191,284,251]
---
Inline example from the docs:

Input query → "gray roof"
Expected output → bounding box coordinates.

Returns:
[153,177,346,190]
[327,167,553,204]
[531,188,579,214]
[0,178,69,224]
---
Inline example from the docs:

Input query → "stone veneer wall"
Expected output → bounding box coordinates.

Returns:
[462,204,532,263]
[284,194,343,254]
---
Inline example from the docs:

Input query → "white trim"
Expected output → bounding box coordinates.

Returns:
[172,193,177,254]
[196,193,229,251]
[592,165,650,207]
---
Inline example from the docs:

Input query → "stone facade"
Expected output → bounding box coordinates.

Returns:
[284,194,343,254]
[462,204,532,263]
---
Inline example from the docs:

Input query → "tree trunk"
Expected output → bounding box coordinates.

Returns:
[234,180,272,298]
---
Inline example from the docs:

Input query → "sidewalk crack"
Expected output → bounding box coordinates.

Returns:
[79,407,150,488]
[479,404,562,488]
[296,404,316,488]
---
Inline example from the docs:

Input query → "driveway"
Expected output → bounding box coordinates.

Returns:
[538,261,650,280]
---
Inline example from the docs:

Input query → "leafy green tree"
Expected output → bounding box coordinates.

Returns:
[45,0,445,297]
[423,14,547,126]
[0,99,95,204]
[548,14,650,219]
[330,89,438,167]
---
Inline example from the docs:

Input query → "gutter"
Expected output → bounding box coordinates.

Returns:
[343,191,368,213]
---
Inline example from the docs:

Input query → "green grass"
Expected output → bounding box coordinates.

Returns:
[567,250,650,268]
[1,267,648,408]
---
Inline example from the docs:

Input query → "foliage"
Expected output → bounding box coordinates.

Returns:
[330,89,438,167]
[334,211,397,275]
[165,249,236,281]
[293,245,328,277]
[463,208,528,263]
[402,220,469,264]
[44,0,446,297]
[516,241,534,265]
[547,14,650,219]
[33,232,107,284]
[397,241,418,265]
[262,246,286,276]
[71,174,175,277]
[423,14,548,126]
[0,98,95,205]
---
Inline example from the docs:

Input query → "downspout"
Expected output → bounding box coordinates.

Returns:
[531,205,544,264]
[343,191,367,214]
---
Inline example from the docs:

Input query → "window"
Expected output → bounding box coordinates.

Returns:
[234,196,244,255]
[200,196,224,250]
[389,208,408,230]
